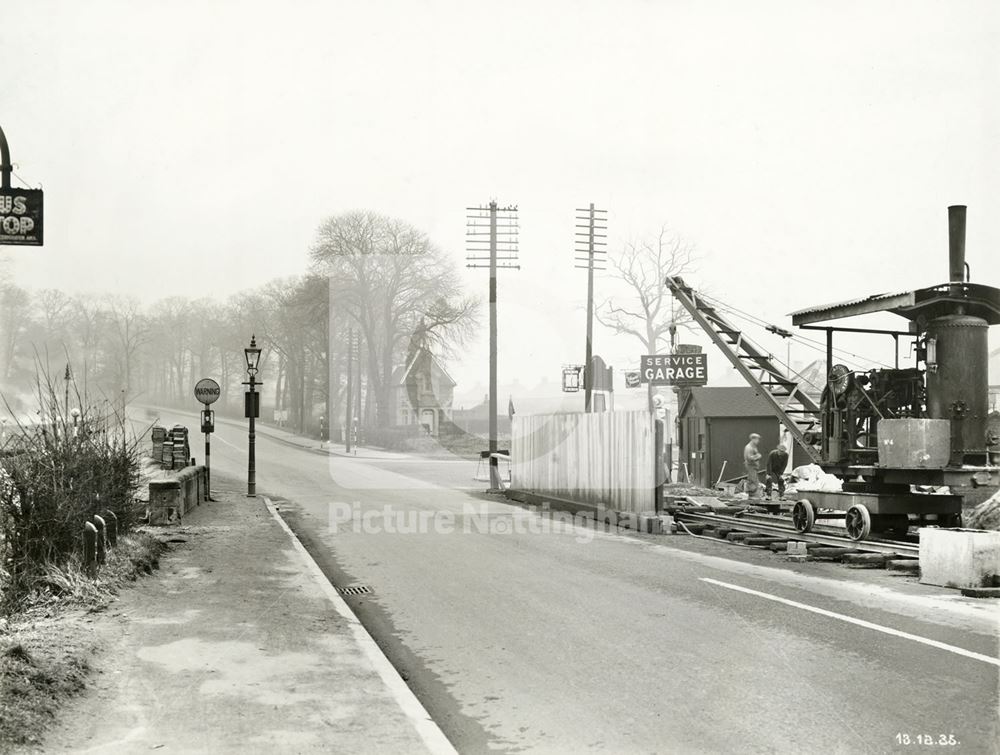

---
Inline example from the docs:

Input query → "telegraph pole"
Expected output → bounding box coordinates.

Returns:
[345,328,354,453]
[467,201,519,491]
[354,333,363,452]
[575,204,607,412]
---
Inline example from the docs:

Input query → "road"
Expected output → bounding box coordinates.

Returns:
[147,409,1000,754]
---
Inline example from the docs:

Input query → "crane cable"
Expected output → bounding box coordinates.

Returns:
[692,291,896,370]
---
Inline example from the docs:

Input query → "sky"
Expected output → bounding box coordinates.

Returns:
[2,0,998,402]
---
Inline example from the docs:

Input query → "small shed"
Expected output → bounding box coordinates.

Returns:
[677,387,806,489]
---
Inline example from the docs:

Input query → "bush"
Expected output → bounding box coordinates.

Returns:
[0,366,143,604]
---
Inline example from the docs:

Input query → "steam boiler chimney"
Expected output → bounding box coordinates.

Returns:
[948,204,967,283]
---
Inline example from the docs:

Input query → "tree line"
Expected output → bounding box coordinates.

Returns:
[0,211,478,437]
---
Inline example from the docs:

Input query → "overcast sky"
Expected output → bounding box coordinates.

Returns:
[3,1,998,397]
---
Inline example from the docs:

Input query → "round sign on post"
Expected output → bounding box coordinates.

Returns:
[194,378,221,405]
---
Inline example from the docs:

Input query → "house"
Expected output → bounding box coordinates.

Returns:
[677,386,809,489]
[390,347,456,436]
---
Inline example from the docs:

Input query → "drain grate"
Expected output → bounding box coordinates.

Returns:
[337,585,372,596]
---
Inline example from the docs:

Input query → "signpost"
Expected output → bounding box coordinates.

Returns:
[194,378,220,500]
[640,353,708,386]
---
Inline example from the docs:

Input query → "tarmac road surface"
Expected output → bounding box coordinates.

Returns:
[148,409,1000,754]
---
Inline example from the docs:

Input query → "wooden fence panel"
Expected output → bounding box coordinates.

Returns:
[511,411,656,513]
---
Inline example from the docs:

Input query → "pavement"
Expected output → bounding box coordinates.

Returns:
[45,481,455,754]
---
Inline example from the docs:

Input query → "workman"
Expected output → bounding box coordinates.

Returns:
[764,444,789,500]
[743,433,762,498]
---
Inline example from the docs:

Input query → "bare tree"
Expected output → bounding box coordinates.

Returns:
[596,224,699,409]
[104,296,148,400]
[311,211,477,427]
[0,283,30,382]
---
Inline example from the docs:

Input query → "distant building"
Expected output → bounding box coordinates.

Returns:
[677,386,809,489]
[390,347,456,436]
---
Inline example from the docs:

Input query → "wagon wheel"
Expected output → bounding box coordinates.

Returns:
[845,504,872,541]
[792,499,815,533]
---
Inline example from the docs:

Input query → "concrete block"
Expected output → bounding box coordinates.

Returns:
[786,542,809,555]
[878,418,950,468]
[657,514,674,534]
[919,528,1000,589]
[637,513,664,534]
[149,479,182,525]
[148,466,207,526]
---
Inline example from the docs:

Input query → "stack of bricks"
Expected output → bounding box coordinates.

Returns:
[151,425,166,462]
[170,424,190,468]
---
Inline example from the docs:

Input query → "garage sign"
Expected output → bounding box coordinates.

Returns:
[640,353,708,386]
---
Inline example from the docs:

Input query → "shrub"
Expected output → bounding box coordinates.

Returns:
[0,365,143,603]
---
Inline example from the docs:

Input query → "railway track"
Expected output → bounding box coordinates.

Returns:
[673,510,920,557]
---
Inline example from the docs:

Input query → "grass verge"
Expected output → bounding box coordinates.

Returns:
[0,531,166,753]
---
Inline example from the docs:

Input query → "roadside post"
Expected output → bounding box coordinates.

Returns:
[194,377,221,501]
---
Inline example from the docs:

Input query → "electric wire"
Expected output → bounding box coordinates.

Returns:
[9,164,41,190]
[693,290,896,370]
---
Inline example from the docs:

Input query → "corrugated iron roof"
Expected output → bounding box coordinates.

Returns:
[788,290,910,319]
[681,387,775,418]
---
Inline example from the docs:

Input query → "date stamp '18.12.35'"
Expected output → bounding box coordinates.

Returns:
[894,733,960,747]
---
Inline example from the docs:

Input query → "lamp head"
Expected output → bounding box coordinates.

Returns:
[244,334,262,376]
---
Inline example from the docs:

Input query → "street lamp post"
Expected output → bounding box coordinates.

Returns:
[244,335,262,497]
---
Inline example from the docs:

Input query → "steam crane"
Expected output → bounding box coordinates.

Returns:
[668,206,1000,540]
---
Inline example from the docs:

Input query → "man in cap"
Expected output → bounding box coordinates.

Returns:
[743,433,762,498]
[765,441,789,501]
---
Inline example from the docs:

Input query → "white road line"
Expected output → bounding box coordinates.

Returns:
[701,577,1000,667]
[263,497,458,755]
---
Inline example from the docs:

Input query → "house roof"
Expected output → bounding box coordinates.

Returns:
[393,348,457,387]
[679,386,776,419]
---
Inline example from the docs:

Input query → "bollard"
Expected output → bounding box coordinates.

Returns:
[104,510,118,547]
[93,515,107,565]
[83,521,98,576]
